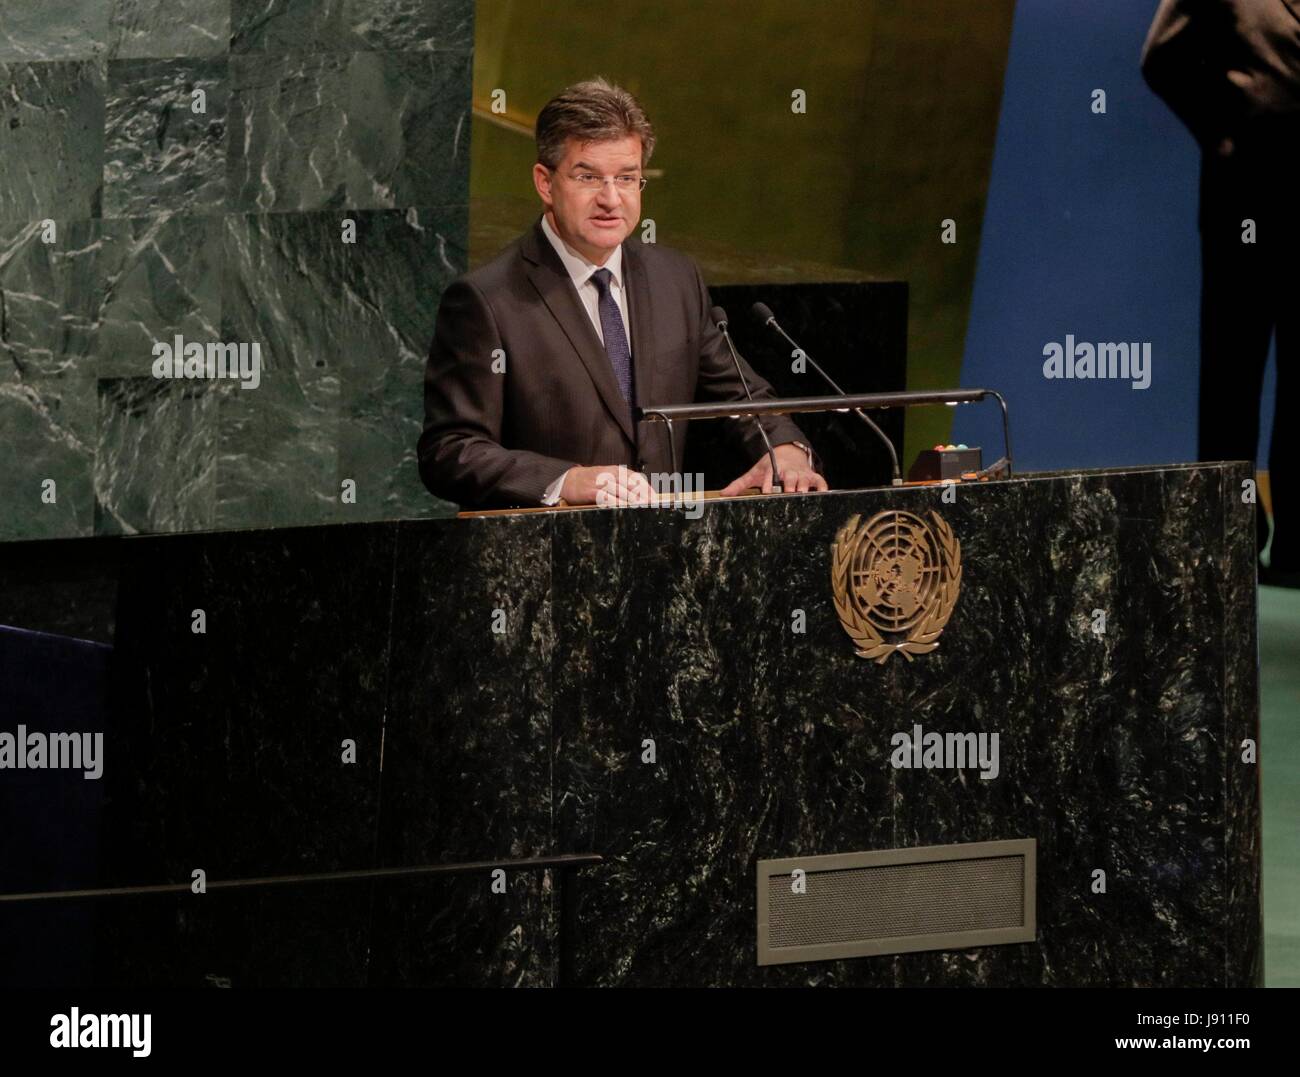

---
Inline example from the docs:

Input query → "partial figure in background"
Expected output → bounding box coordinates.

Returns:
[1142,0,1300,585]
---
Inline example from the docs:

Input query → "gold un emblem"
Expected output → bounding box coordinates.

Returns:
[831,510,962,663]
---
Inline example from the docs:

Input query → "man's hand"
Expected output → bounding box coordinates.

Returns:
[720,443,828,497]
[561,464,656,506]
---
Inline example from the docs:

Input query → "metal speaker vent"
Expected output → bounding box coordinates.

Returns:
[757,838,1036,965]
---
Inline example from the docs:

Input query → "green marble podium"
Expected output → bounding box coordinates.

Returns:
[0,461,1263,987]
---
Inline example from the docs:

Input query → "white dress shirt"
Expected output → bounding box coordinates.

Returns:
[535,213,812,505]
[539,213,633,504]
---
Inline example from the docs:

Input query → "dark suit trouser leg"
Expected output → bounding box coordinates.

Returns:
[1199,192,1274,556]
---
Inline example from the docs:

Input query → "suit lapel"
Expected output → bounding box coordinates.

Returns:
[521,219,636,446]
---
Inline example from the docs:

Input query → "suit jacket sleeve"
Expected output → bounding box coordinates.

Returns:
[418,278,576,508]
[1140,0,1250,150]
[687,260,810,465]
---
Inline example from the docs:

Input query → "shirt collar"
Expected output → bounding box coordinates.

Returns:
[540,212,624,291]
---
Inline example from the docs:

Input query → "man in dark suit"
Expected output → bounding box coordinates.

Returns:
[1142,0,1300,584]
[418,78,826,509]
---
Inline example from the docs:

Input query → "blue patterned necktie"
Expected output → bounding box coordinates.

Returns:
[590,267,633,402]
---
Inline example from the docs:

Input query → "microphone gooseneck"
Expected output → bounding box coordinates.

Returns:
[712,305,785,494]
[750,302,902,485]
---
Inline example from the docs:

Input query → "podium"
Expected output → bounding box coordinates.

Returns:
[0,461,1262,987]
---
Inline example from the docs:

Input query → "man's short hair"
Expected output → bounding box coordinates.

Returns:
[535,78,656,170]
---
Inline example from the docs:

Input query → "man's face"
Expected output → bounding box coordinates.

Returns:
[533,135,642,265]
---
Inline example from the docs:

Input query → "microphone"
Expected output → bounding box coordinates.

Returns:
[712,305,784,493]
[751,302,902,485]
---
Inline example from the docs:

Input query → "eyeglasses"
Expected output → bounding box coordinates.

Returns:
[565,172,647,192]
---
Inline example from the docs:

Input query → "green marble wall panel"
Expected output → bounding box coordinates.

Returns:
[94,376,219,534]
[335,206,469,522]
[1,1,231,62]
[231,0,474,54]
[96,214,224,376]
[214,361,340,531]
[218,206,467,527]
[0,372,96,541]
[216,209,342,531]
[0,61,105,223]
[0,1,473,541]
[0,218,103,377]
[104,58,229,217]
[0,2,109,62]
[109,1,229,59]
[227,50,471,213]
